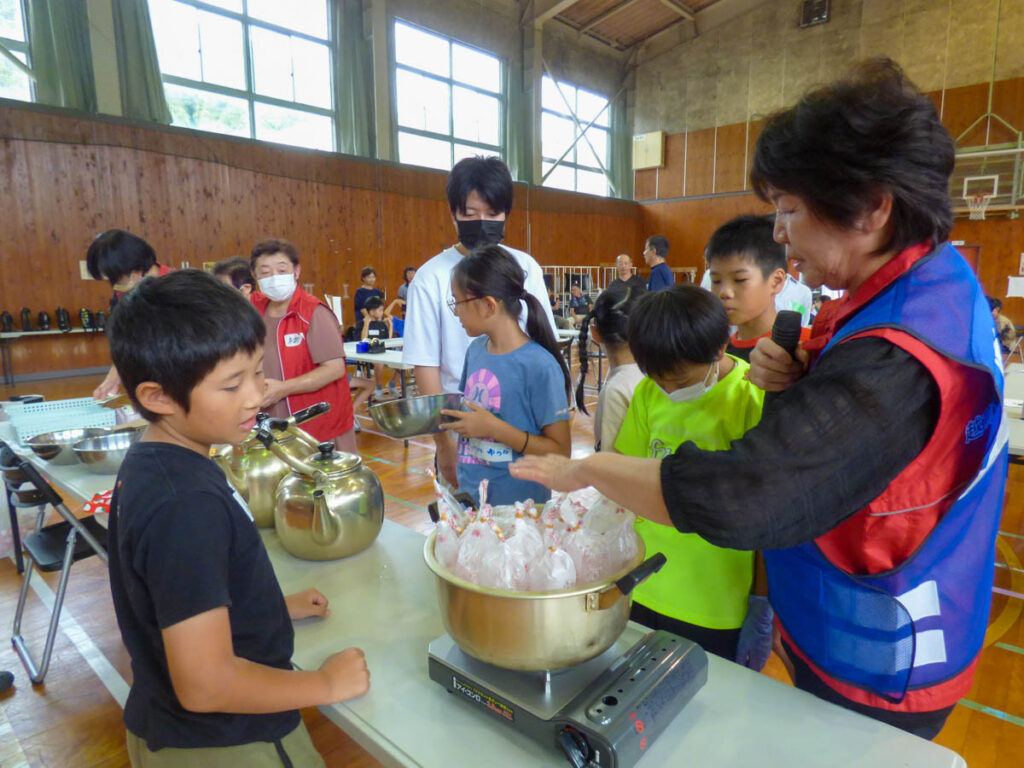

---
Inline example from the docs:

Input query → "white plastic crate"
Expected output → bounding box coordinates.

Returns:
[4,397,99,418]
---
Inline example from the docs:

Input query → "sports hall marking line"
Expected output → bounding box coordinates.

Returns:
[995,561,1024,575]
[1000,530,1024,541]
[986,537,1024,646]
[26,569,130,708]
[992,586,1024,600]
[383,493,428,513]
[959,698,1024,729]
[356,424,435,451]
[0,706,30,768]
[995,642,1024,657]
[363,455,432,478]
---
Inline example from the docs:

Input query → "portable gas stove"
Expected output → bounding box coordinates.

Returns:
[428,626,708,767]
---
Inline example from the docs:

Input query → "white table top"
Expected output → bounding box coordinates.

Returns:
[268,522,965,768]
[0,328,96,339]
[0,420,116,501]
[344,339,412,370]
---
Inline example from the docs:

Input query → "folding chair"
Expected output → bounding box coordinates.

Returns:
[9,451,109,684]
[1,442,47,574]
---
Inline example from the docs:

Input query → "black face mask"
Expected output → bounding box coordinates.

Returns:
[457,218,505,249]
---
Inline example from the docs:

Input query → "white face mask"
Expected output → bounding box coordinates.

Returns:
[658,360,719,403]
[258,273,297,302]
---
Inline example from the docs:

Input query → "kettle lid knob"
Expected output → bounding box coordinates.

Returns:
[317,441,335,458]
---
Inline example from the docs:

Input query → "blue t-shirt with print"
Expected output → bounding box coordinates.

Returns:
[457,336,569,506]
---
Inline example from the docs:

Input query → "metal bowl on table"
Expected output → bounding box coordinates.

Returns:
[423,530,664,671]
[26,427,114,465]
[369,393,463,438]
[72,429,144,475]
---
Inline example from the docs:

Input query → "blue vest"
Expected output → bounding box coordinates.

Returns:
[764,242,1008,702]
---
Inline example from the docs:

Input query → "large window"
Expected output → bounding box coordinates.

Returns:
[393,20,502,172]
[541,75,609,197]
[0,0,31,103]
[148,0,334,151]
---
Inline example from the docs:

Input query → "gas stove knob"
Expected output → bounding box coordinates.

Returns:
[557,727,592,768]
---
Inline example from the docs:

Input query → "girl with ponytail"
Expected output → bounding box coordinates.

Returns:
[576,285,646,451]
[440,245,571,505]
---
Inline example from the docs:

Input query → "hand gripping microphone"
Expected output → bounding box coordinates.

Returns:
[771,310,803,356]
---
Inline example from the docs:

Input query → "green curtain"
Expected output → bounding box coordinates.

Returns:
[610,91,633,200]
[26,0,96,111]
[333,0,374,157]
[504,55,531,183]
[111,0,170,123]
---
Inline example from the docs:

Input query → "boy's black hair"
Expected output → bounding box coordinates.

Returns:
[452,245,570,402]
[575,284,645,413]
[751,57,954,256]
[86,230,157,286]
[705,214,787,277]
[212,256,257,291]
[360,266,376,280]
[403,266,417,282]
[251,238,299,269]
[988,296,1003,312]
[628,285,729,378]
[446,156,514,216]
[364,296,384,312]
[645,235,669,259]
[108,270,265,422]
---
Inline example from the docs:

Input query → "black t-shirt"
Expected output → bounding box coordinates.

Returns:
[607,276,647,295]
[365,319,390,340]
[107,442,299,750]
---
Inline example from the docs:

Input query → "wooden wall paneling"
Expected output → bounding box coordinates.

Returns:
[634,168,657,200]
[683,128,715,197]
[526,209,639,269]
[941,83,992,146]
[745,119,764,193]
[990,78,1024,140]
[714,123,748,194]
[657,132,686,200]
[951,218,1024,323]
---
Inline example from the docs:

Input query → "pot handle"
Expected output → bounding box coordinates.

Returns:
[292,402,330,424]
[615,553,667,596]
[427,491,475,523]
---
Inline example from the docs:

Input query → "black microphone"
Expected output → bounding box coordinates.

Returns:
[771,310,803,357]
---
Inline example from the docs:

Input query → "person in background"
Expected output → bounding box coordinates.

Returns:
[512,58,1007,739]
[402,156,556,489]
[614,286,769,667]
[396,266,417,316]
[707,214,810,363]
[575,284,645,452]
[361,297,399,399]
[989,296,1017,354]
[439,246,571,506]
[549,288,573,330]
[567,283,591,328]
[608,253,646,294]
[643,235,673,291]
[775,272,814,326]
[87,229,174,400]
[250,238,356,452]
[106,271,369,767]
[810,294,831,324]
[212,257,257,298]
[353,267,383,337]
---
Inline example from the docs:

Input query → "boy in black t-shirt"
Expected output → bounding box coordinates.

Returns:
[106,270,369,766]
[706,214,809,362]
[360,296,399,398]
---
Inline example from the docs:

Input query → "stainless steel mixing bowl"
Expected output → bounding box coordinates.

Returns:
[72,429,144,474]
[26,427,113,465]
[369,393,464,438]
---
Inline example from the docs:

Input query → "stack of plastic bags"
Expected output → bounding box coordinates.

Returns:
[431,476,638,591]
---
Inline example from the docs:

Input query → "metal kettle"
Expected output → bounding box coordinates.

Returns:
[254,428,384,561]
[212,402,329,528]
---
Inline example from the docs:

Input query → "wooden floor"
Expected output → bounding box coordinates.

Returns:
[0,369,1021,767]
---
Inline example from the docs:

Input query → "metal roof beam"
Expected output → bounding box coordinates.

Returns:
[658,0,696,22]
[529,0,580,26]
[580,0,643,34]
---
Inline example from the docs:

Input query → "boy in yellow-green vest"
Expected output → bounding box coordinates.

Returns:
[615,283,772,668]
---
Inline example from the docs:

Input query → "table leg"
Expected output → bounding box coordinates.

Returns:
[1,340,13,387]
[400,370,409,448]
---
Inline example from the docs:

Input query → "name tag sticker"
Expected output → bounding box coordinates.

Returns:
[467,438,514,464]
[284,332,304,347]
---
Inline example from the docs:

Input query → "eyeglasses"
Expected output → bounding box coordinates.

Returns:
[446,296,482,314]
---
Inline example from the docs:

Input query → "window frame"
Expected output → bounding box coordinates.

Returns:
[0,0,33,103]
[149,0,336,150]
[391,18,505,171]
[540,75,611,197]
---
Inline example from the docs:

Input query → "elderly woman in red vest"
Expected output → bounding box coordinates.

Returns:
[512,58,1008,740]
[250,238,356,452]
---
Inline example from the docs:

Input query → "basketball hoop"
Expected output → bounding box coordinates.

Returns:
[966,193,991,220]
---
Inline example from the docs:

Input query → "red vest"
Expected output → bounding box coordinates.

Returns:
[252,287,353,441]
[787,243,992,712]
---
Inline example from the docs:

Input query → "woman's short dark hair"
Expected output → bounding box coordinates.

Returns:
[403,266,417,282]
[86,230,157,285]
[108,270,265,422]
[360,266,376,280]
[250,238,299,269]
[212,256,256,290]
[446,156,514,216]
[628,285,729,378]
[751,57,954,255]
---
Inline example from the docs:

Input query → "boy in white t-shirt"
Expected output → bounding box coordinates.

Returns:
[402,157,555,488]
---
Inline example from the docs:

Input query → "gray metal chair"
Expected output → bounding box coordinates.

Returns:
[1,441,47,574]
[7,448,108,684]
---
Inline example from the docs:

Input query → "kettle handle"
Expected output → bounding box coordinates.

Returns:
[255,426,322,479]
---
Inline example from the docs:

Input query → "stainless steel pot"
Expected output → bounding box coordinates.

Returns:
[256,429,384,561]
[423,529,665,671]
[212,403,328,528]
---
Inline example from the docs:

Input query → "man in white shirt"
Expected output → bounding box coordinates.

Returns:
[402,157,555,487]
